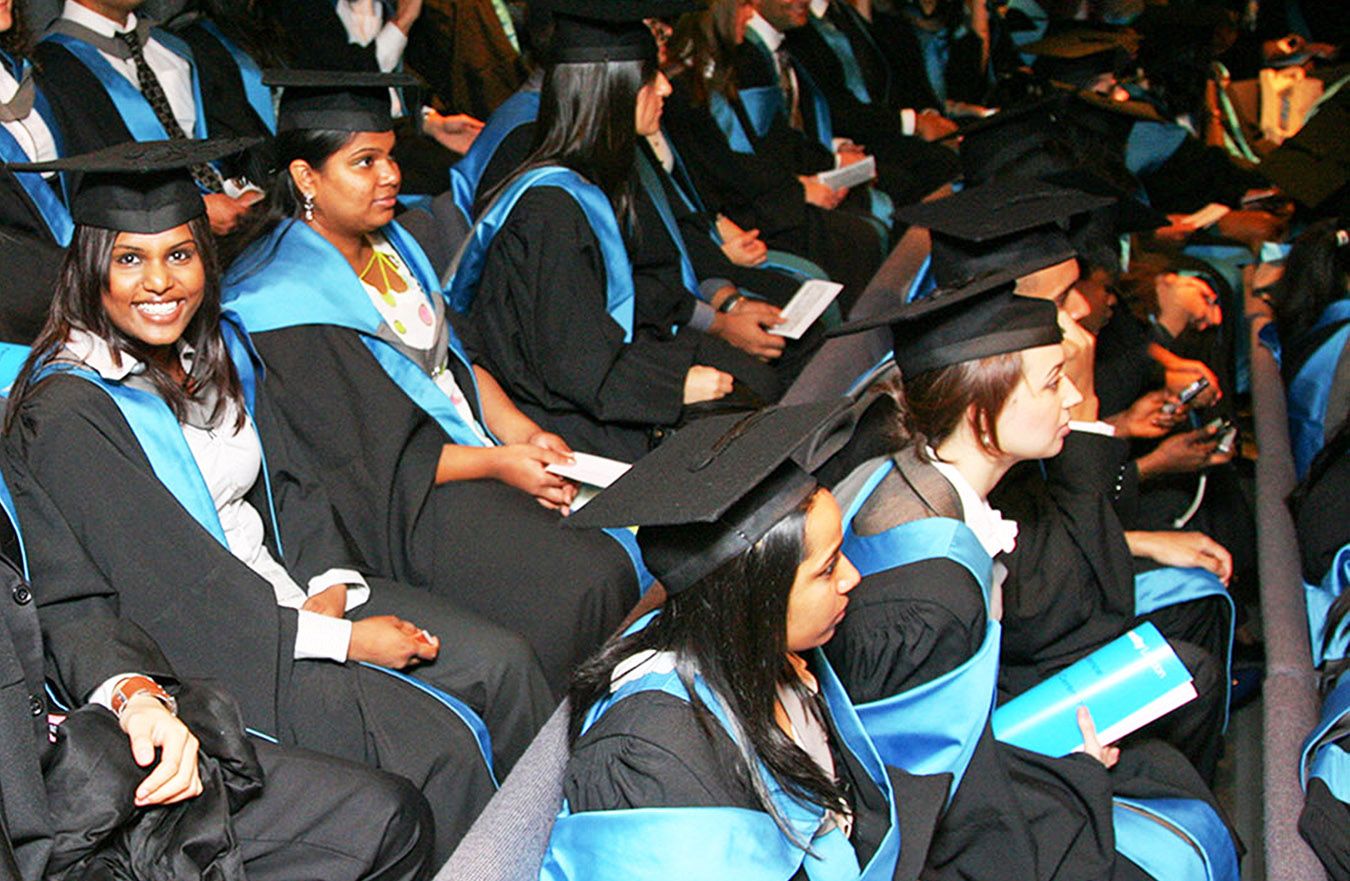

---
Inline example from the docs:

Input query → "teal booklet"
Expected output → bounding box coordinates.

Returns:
[992,622,1197,757]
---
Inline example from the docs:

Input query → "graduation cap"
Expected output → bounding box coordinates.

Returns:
[1040,166,1166,234]
[825,271,1062,378]
[3,137,260,234]
[895,177,1114,286]
[264,69,422,133]
[1259,86,1349,214]
[1023,30,1135,89]
[566,399,854,593]
[548,0,700,64]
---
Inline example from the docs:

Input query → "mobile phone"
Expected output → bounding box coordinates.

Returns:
[1217,424,1238,455]
[1163,377,1210,415]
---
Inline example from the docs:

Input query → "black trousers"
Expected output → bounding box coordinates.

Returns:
[282,660,499,864]
[351,578,556,771]
[236,741,434,881]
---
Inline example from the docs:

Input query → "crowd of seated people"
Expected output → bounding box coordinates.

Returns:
[0,0,1346,877]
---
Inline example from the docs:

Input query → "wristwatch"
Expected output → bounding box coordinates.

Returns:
[110,676,178,719]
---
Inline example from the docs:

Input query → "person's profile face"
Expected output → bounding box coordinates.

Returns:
[298,130,401,238]
[635,71,672,137]
[784,490,860,653]
[991,343,1083,463]
[102,223,206,351]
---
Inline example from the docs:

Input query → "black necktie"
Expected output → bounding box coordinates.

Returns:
[117,28,223,193]
[774,46,804,132]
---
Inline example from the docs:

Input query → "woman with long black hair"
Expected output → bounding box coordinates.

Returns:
[223,70,643,698]
[541,400,943,880]
[450,0,750,464]
[2,139,530,861]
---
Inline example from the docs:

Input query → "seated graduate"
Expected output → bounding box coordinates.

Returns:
[660,0,888,295]
[0,484,434,881]
[0,2,73,343]
[222,71,641,697]
[271,0,485,194]
[820,275,1238,881]
[878,179,1235,783]
[0,139,513,861]
[460,14,825,403]
[451,0,783,462]
[34,0,264,235]
[542,400,948,881]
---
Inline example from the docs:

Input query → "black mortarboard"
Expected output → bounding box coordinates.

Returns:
[957,94,1071,182]
[1259,86,1349,214]
[1024,30,1135,89]
[1040,166,1167,234]
[896,177,1113,286]
[566,400,854,593]
[826,271,1062,377]
[264,69,421,133]
[548,0,698,64]
[4,137,259,233]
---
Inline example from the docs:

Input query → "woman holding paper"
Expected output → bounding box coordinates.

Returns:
[222,70,642,698]
[819,277,1238,880]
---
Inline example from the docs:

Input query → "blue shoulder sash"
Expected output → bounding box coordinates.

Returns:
[1288,299,1350,478]
[1112,796,1240,881]
[449,87,540,220]
[634,148,700,298]
[839,459,998,797]
[1124,121,1189,177]
[709,90,759,154]
[0,343,30,576]
[1302,672,1350,802]
[541,628,900,880]
[42,29,209,144]
[446,166,636,341]
[1307,543,1350,667]
[195,20,275,133]
[0,65,73,244]
[224,219,493,450]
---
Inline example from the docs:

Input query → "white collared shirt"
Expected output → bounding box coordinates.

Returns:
[0,66,58,175]
[63,330,370,664]
[925,450,1019,560]
[334,0,407,116]
[61,1,197,138]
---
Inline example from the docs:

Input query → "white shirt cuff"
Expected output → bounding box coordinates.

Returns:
[1069,420,1117,437]
[294,610,353,663]
[375,21,409,72]
[87,672,143,710]
[900,108,917,137]
[307,569,371,612]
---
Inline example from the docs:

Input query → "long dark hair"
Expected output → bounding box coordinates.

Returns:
[490,58,654,223]
[168,0,291,69]
[666,0,741,106]
[1271,219,1350,347]
[4,215,244,434]
[0,1,31,58]
[222,128,357,266]
[567,490,849,841]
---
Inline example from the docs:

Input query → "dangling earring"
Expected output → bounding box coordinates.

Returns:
[302,193,315,223]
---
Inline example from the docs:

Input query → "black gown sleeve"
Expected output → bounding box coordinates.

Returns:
[4,376,296,731]
[275,0,381,72]
[465,187,690,443]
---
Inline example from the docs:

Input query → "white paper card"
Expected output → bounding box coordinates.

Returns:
[547,452,631,488]
[1181,203,1231,229]
[769,279,845,339]
[817,155,876,190]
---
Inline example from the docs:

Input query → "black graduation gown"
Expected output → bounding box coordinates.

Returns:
[784,9,961,207]
[865,10,994,109]
[822,445,1228,881]
[562,665,948,881]
[662,73,886,295]
[0,486,435,881]
[3,374,498,861]
[1094,308,1163,421]
[991,429,1230,783]
[462,184,703,460]
[246,315,639,697]
[0,167,64,345]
